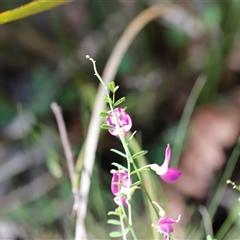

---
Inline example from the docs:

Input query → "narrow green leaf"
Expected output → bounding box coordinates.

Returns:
[108,211,120,216]
[131,168,149,176]
[107,219,121,225]
[109,228,130,238]
[114,86,119,92]
[108,81,116,92]
[101,124,114,130]
[110,149,127,158]
[123,227,130,235]
[0,0,71,24]
[132,150,148,159]
[131,180,141,187]
[128,131,137,143]
[206,235,216,240]
[103,97,112,104]
[114,97,126,107]
[109,231,123,238]
[111,162,128,172]
[99,111,111,117]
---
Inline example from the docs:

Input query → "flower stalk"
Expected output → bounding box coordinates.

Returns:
[86,55,136,233]
[87,55,182,240]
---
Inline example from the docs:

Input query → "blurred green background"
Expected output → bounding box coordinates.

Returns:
[0,1,240,239]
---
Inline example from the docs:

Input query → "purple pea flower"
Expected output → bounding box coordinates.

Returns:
[152,201,181,240]
[150,144,181,182]
[157,215,181,240]
[106,108,132,136]
[110,169,132,206]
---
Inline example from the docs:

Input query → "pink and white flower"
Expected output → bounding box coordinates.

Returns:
[156,215,181,240]
[110,169,132,206]
[106,108,132,136]
[151,144,181,182]
[152,201,181,240]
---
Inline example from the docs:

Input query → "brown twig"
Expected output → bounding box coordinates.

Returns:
[51,102,75,183]
[51,102,86,237]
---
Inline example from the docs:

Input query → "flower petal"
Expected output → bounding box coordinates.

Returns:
[160,223,174,233]
[106,108,132,136]
[155,161,169,176]
[151,144,172,176]
[158,215,181,225]
[110,169,120,195]
[157,215,181,235]
[114,196,127,206]
[160,168,181,182]
[122,114,132,133]
[165,144,171,165]
[121,172,132,188]
[110,169,133,204]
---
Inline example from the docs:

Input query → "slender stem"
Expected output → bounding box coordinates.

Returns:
[112,90,115,105]
[215,203,239,239]
[172,75,206,167]
[87,56,133,169]
[127,199,132,226]
[129,227,138,240]
[131,165,151,175]
[50,102,81,216]
[87,56,135,227]
[120,214,127,240]
[208,141,240,218]
[129,136,160,239]
[122,206,138,240]
[51,102,75,184]
[198,205,213,238]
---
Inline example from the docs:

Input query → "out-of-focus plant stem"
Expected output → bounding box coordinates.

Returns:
[208,140,240,219]
[172,75,206,167]
[0,0,72,24]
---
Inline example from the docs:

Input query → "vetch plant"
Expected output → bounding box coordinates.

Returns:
[150,144,181,182]
[152,201,181,240]
[107,108,132,137]
[110,169,133,207]
[86,55,182,240]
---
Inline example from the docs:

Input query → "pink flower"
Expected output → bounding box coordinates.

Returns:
[106,108,132,136]
[113,196,127,206]
[152,201,181,240]
[157,215,181,240]
[150,144,181,182]
[110,169,132,206]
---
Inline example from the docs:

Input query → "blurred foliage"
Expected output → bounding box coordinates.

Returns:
[0,0,71,24]
[0,1,239,239]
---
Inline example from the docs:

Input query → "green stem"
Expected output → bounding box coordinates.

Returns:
[172,75,206,167]
[87,55,136,234]
[122,206,138,240]
[129,135,160,240]
[208,141,240,218]
[130,167,150,176]
[127,200,132,227]
[215,203,239,239]
[120,213,127,240]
